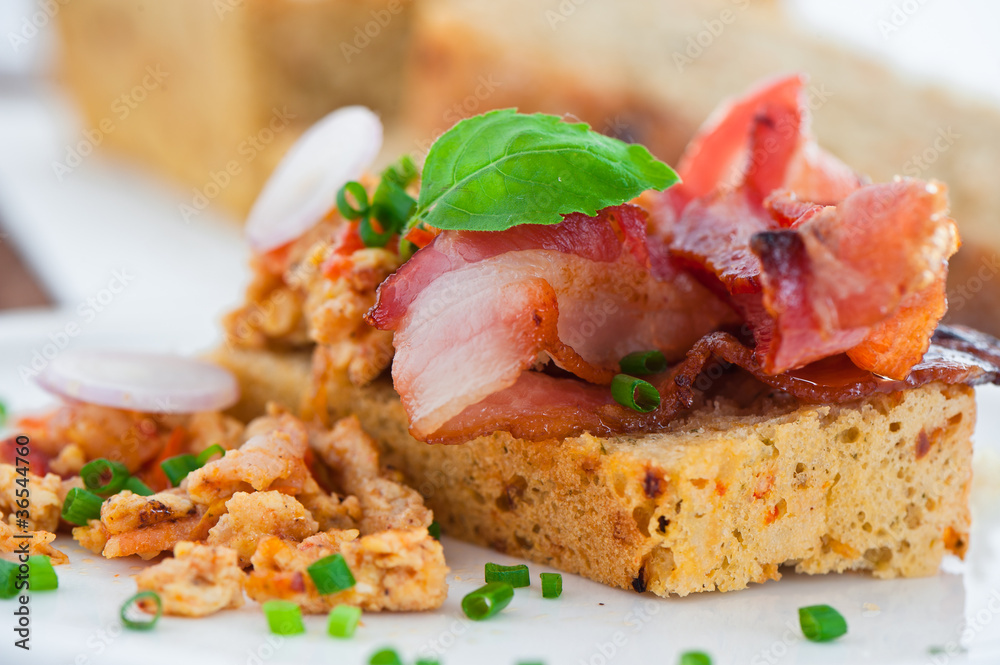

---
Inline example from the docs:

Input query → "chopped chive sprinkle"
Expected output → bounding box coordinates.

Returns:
[679,651,712,665]
[327,604,362,638]
[415,660,441,665]
[307,554,356,595]
[359,216,394,248]
[124,476,154,496]
[427,520,441,540]
[540,573,562,599]
[81,458,130,496]
[159,454,200,487]
[620,350,667,375]
[61,487,104,526]
[262,599,305,635]
[0,400,7,427]
[337,181,370,220]
[462,581,514,621]
[611,374,661,413]
[121,591,163,630]
[485,563,530,588]
[369,648,403,665]
[798,604,847,642]
[27,556,57,592]
[195,444,226,466]
[0,559,19,599]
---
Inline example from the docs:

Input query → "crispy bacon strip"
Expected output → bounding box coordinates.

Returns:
[426,326,1000,444]
[658,75,957,378]
[366,206,735,441]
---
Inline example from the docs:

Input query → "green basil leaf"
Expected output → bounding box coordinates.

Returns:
[410,109,678,232]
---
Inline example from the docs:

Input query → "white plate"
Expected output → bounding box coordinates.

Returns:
[2,319,1000,665]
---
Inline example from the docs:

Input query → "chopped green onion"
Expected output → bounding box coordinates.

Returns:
[372,177,417,234]
[461,581,514,621]
[61,487,104,526]
[262,599,305,635]
[383,154,419,187]
[540,572,562,599]
[0,400,7,427]
[484,562,530,588]
[307,553,356,595]
[369,648,403,665]
[427,521,441,540]
[359,215,395,248]
[195,444,226,466]
[121,591,163,630]
[620,350,667,375]
[336,181,370,220]
[27,555,57,591]
[415,660,441,665]
[160,454,200,487]
[679,652,712,665]
[124,476,154,496]
[0,559,19,599]
[611,374,660,413]
[327,604,362,638]
[798,604,848,642]
[81,458,130,496]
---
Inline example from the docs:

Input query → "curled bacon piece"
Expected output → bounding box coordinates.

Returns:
[366,205,735,441]
[657,75,959,379]
[425,325,1000,445]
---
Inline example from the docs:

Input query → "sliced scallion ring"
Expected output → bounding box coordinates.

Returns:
[160,454,200,487]
[307,553,356,595]
[124,476,154,496]
[369,648,404,665]
[461,582,514,621]
[540,572,562,599]
[121,591,163,630]
[619,350,667,375]
[336,181,370,220]
[262,599,305,635]
[327,605,362,638]
[61,487,104,526]
[798,604,848,642]
[484,563,530,588]
[195,444,226,466]
[0,559,20,599]
[611,374,661,413]
[27,555,58,592]
[81,458,130,496]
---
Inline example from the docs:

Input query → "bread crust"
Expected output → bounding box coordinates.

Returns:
[213,346,973,596]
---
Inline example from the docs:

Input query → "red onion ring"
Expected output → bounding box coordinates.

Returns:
[36,350,239,414]
[245,106,383,252]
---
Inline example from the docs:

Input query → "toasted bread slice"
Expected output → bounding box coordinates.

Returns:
[212,345,973,596]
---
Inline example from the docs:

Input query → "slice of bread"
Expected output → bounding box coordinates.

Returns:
[212,346,973,596]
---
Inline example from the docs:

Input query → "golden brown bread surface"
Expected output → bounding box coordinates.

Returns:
[213,345,973,596]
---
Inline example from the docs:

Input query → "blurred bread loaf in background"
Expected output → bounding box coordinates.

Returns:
[55,0,414,216]
[54,0,999,334]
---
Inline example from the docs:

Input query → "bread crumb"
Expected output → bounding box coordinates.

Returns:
[862,602,881,617]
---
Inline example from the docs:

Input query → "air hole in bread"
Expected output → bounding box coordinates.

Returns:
[890,422,902,432]
[839,427,861,443]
